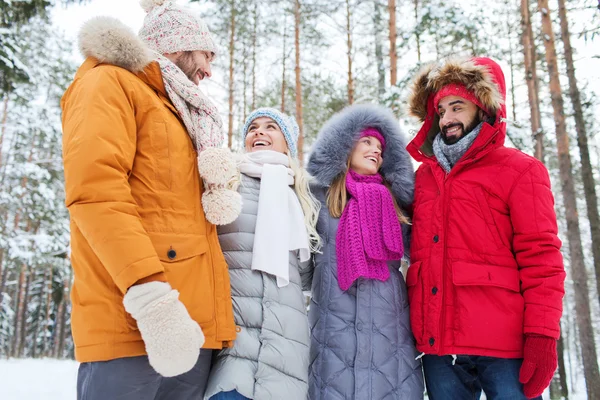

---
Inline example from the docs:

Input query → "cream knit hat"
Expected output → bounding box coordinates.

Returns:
[139,0,217,57]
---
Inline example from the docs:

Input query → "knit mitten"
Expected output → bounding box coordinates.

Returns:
[197,147,242,225]
[123,281,204,377]
[519,335,558,399]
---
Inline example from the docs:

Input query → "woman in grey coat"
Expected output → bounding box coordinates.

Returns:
[305,104,424,400]
[205,108,321,400]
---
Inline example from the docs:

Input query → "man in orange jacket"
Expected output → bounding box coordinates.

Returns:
[61,1,236,399]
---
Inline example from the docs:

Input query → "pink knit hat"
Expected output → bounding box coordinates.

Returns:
[360,127,386,151]
[139,0,217,57]
[433,83,490,115]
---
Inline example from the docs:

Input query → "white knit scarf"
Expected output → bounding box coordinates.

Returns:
[238,151,310,287]
[155,54,224,151]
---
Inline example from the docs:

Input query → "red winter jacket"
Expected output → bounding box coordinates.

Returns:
[405,57,565,358]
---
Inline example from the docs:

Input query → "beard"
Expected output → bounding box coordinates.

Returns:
[173,52,202,84]
[441,114,482,145]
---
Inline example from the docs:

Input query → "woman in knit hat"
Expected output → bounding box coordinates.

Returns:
[204,108,320,400]
[306,104,424,399]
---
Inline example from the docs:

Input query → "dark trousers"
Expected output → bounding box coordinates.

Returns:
[77,351,212,400]
[423,355,543,400]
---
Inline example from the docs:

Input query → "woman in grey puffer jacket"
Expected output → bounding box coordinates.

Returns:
[305,104,424,400]
[204,108,321,400]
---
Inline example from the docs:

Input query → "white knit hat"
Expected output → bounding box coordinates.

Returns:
[139,0,217,57]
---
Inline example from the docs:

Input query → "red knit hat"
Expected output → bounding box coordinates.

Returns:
[360,127,386,151]
[433,83,489,116]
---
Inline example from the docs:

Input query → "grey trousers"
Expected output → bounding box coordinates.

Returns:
[77,351,213,400]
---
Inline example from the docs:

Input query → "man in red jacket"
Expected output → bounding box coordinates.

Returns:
[405,57,566,399]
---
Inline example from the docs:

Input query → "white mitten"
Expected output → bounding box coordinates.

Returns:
[197,147,242,225]
[123,281,205,377]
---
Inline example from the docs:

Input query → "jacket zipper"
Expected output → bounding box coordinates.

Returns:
[436,129,498,354]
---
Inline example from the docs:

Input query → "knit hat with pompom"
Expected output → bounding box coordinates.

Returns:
[139,0,217,57]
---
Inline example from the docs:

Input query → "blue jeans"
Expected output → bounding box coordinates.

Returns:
[210,390,251,400]
[423,355,543,400]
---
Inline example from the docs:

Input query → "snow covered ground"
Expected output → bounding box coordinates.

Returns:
[0,358,588,399]
[0,358,78,399]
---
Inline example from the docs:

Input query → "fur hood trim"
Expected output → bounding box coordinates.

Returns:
[78,16,154,73]
[307,104,414,208]
[408,57,504,122]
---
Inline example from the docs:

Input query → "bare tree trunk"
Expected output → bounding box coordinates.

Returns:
[52,292,66,358]
[294,0,304,163]
[11,263,29,357]
[414,0,421,63]
[42,267,54,357]
[346,0,354,104]
[388,0,397,86]
[252,2,258,110]
[0,257,7,307]
[227,0,236,149]
[507,14,517,122]
[373,0,385,101]
[56,275,71,359]
[0,96,8,168]
[537,2,600,398]
[557,0,600,310]
[242,38,248,122]
[521,0,544,162]
[557,333,569,399]
[281,21,287,113]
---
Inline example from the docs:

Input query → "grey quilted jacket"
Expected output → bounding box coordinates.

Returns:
[204,175,310,400]
[305,104,424,400]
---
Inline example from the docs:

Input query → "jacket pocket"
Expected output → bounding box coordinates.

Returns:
[474,188,509,249]
[150,120,172,190]
[406,261,424,345]
[452,261,524,352]
[149,232,215,324]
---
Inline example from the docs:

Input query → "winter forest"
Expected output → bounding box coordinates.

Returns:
[1,0,600,398]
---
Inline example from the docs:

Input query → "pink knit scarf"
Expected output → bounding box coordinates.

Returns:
[336,170,404,291]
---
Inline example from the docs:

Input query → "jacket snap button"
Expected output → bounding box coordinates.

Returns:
[432,287,438,295]
[433,235,439,243]
[264,301,271,308]
[356,323,363,331]
[359,283,365,291]
[429,337,435,346]
[235,326,242,333]
[167,249,177,260]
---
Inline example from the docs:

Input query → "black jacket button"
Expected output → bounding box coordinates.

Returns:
[167,249,177,260]
[429,337,435,346]
[433,235,439,243]
[432,287,438,295]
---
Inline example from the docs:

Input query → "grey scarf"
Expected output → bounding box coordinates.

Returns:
[432,122,484,173]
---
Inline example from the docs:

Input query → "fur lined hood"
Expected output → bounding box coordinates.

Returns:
[307,104,414,208]
[406,57,507,161]
[78,16,154,73]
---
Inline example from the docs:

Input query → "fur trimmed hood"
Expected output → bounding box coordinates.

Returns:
[78,16,154,73]
[307,104,414,208]
[406,57,507,161]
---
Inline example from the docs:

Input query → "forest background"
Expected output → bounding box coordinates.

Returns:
[1,0,600,398]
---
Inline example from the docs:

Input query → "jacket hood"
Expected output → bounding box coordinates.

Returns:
[406,57,507,161]
[78,16,154,73]
[307,104,414,208]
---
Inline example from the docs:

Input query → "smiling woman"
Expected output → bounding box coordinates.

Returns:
[244,117,289,153]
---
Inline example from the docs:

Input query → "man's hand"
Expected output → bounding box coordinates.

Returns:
[123,281,205,377]
[519,335,558,399]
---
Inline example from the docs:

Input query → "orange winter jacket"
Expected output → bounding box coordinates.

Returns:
[61,54,235,362]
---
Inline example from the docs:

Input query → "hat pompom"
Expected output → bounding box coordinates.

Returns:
[140,0,167,13]
[202,189,242,226]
